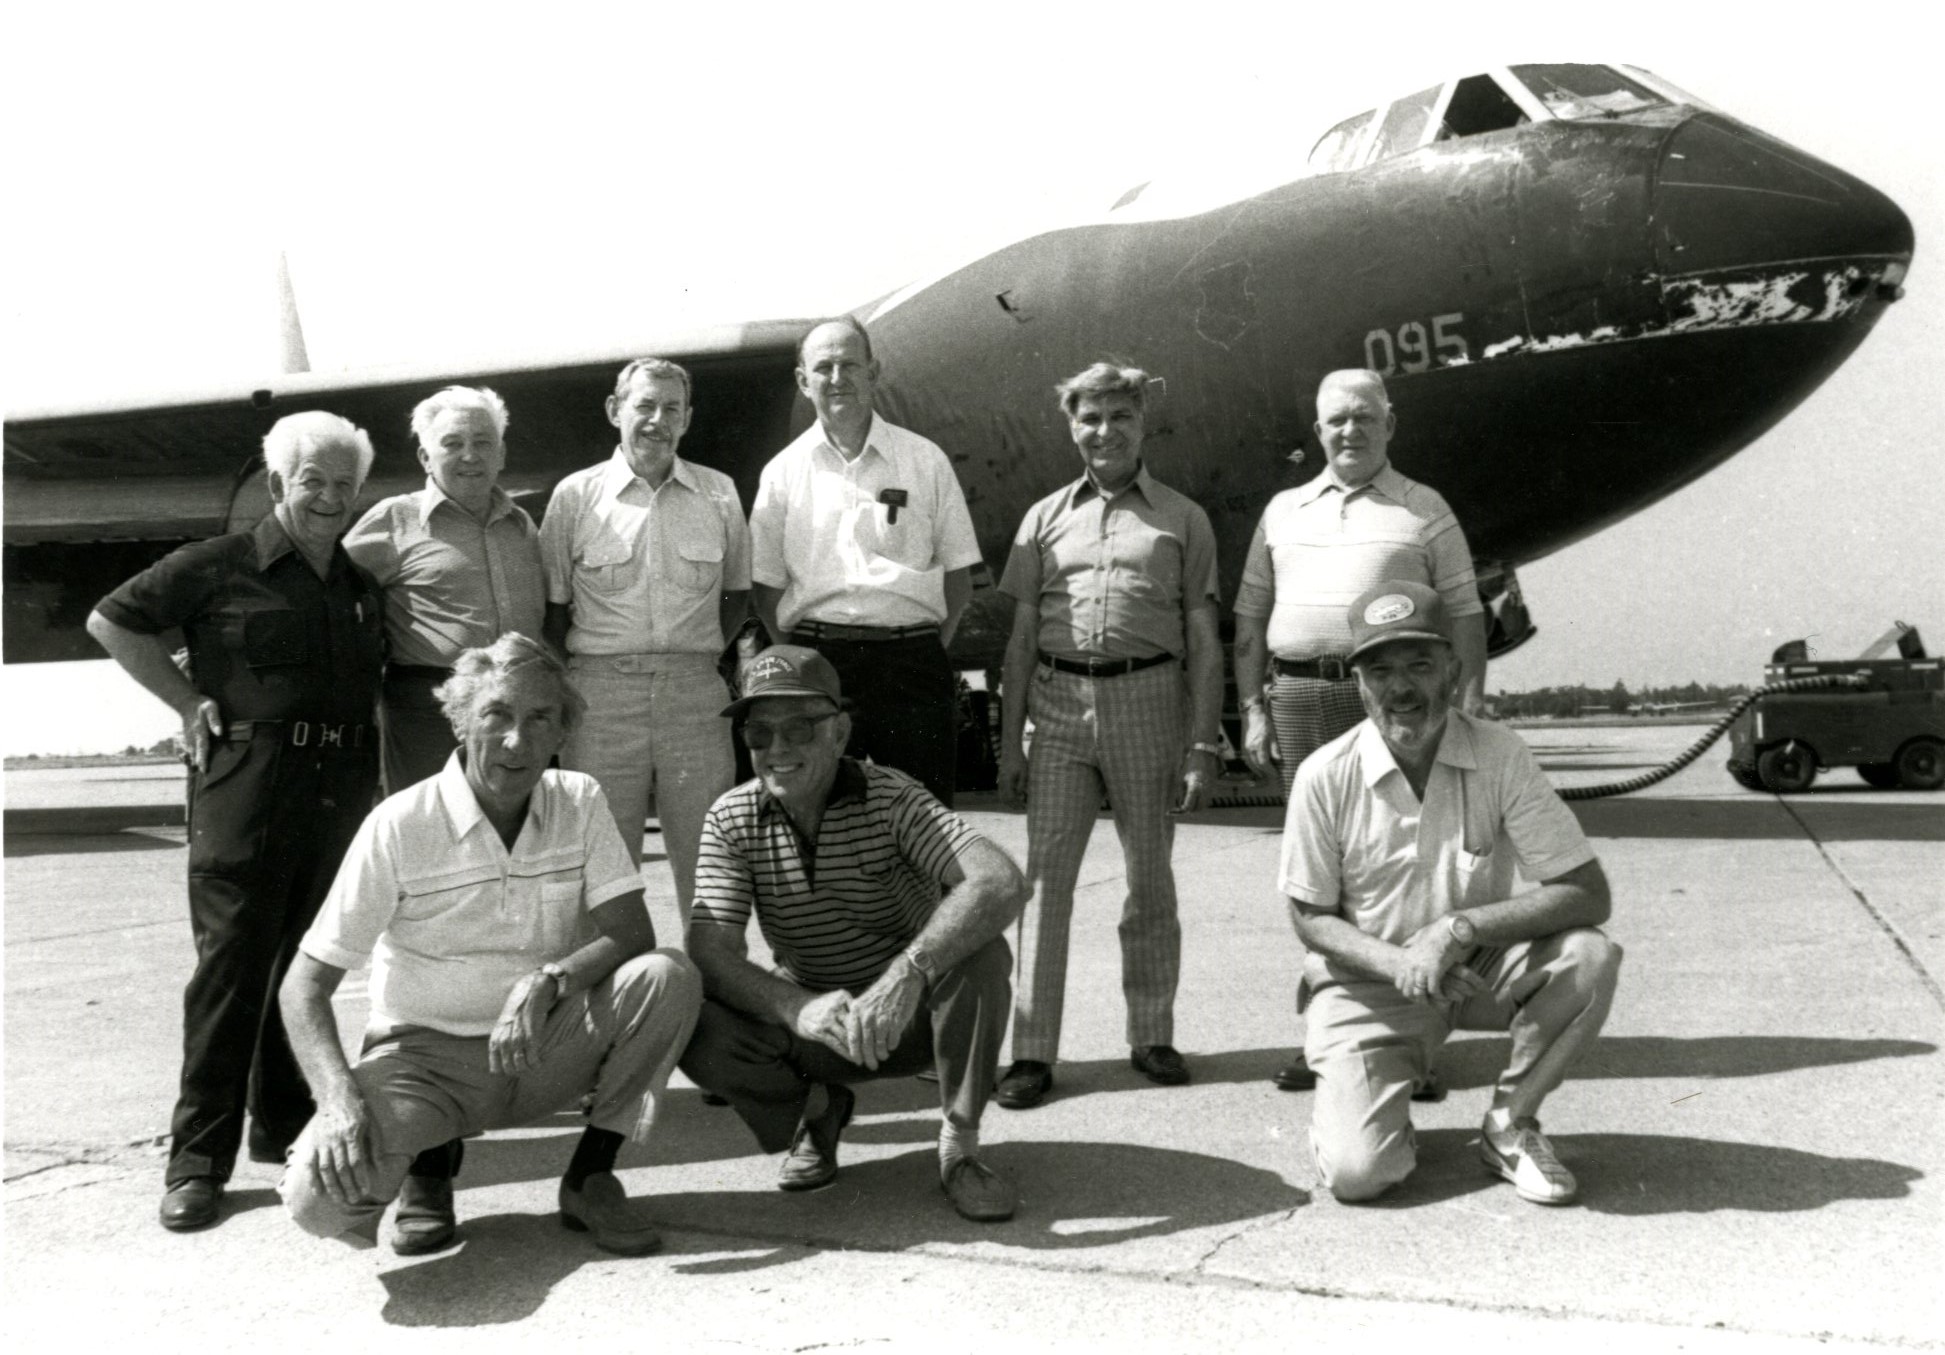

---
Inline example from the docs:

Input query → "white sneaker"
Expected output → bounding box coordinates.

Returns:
[1480,1112,1578,1205]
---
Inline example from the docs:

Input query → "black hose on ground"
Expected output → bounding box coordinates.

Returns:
[1207,671,1870,808]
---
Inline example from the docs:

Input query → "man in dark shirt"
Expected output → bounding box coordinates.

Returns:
[680,646,1027,1221]
[88,410,386,1232]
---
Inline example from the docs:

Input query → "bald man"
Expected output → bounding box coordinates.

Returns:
[1232,369,1487,1093]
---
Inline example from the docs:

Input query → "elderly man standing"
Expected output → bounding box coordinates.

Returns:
[1285,581,1620,1205]
[87,412,386,1231]
[278,634,703,1254]
[1234,368,1488,1094]
[748,317,983,805]
[992,362,1224,1110]
[541,358,749,918]
[680,646,1026,1221]
[343,385,545,794]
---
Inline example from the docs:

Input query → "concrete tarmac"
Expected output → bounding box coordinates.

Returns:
[5,725,1942,1351]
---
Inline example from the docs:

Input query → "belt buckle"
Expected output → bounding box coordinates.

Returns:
[1319,656,1349,683]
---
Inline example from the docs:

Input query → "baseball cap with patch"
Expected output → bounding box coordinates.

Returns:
[720,644,846,717]
[1346,580,1452,662]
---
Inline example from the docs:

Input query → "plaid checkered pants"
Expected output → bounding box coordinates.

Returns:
[1268,674,1366,796]
[1012,661,1185,1061]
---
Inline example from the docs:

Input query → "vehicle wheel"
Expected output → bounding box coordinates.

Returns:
[1756,743,1817,793]
[1896,739,1945,791]
[1728,762,1765,791]
[1858,762,1901,789]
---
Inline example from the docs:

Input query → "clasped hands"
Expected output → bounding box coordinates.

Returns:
[1392,916,1483,1007]
[792,960,926,1069]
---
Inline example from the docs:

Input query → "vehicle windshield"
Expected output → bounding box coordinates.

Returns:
[1509,63,1668,119]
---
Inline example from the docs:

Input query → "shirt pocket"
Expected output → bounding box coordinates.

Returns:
[671,530,726,596]
[575,535,636,596]
[538,878,585,955]
[241,608,308,669]
[868,501,936,570]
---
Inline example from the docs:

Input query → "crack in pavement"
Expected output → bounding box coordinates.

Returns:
[1188,1201,1305,1275]
[1778,799,1945,1015]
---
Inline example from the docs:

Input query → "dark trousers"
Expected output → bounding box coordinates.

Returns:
[794,631,957,806]
[680,936,1012,1152]
[378,666,457,796]
[172,733,377,1185]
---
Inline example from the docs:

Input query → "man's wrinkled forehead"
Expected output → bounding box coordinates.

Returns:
[1316,371,1390,413]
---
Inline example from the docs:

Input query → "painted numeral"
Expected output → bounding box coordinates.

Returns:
[1362,312,1468,375]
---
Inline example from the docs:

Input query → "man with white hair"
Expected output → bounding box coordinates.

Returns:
[278,634,702,1255]
[344,385,546,795]
[88,411,387,1232]
[1233,368,1487,1095]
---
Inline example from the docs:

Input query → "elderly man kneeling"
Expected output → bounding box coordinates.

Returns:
[278,633,701,1255]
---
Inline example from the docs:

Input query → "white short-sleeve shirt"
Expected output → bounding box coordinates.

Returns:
[1279,712,1595,951]
[301,755,642,1036]
[748,413,983,632]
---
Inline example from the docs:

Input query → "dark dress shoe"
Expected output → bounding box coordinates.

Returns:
[1130,1045,1191,1085]
[392,1174,458,1254]
[995,1060,1054,1110]
[559,1172,662,1255]
[159,1178,223,1231]
[778,1083,855,1191]
[1273,1054,1317,1091]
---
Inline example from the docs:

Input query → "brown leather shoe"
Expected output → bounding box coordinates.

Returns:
[1130,1045,1191,1085]
[778,1083,855,1191]
[392,1175,458,1255]
[995,1059,1053,1110]
[558,1172,662,1255]
[159,1177,222,1232]
[941,1157,1017,1222]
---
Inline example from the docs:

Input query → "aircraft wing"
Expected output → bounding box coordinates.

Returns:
[3,319,817,661]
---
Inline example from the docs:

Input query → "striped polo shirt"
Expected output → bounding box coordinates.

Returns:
[692,759,982,991]
[1233,464,1481,659]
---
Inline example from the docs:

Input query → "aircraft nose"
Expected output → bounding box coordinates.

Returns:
[1653,113,1913,284]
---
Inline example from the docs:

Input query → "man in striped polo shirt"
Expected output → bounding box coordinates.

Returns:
[1232,368,1487,1095]
[681,646,1027,1222]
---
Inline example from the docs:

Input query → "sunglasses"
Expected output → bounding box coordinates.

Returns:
[738,710,840,749]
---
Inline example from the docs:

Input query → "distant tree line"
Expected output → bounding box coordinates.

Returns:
[1489,681,1751,719]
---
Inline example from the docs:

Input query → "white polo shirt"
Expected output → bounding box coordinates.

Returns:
[301,755,642,1037]
[1279,711,1594,953]
[539,450,751,656]
[749,413,982,632]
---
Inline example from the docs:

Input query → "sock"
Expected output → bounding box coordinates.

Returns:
[939,1121,979,1181]
[408,1138,462,1180]
[564,1126,625,1190]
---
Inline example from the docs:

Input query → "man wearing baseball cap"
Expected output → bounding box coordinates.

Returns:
[680,646,1028,1221]
[1279,580,1622,1205]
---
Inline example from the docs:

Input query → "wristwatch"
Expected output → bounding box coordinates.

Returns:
[1445,913,1477,947]
[1190,741,1223,758]
[903,944,939,984]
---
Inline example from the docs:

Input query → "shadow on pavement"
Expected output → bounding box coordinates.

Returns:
[1569,797,1945,841]
[1436,1033,1936,1089]
[1369,1128,1923,1216]
[3,830,184,858]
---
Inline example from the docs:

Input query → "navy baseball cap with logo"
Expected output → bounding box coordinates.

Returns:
[720,644,847,717]
[1346,580,1453,662]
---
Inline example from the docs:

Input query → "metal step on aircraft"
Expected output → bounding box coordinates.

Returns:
[3,62,1913,672]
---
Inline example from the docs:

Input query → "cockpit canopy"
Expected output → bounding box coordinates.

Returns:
[1308,64,1701,175]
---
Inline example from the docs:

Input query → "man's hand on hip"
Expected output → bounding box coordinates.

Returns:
[845,958,925,1069]
[178,696,224,773]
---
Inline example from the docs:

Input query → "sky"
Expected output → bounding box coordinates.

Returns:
[4,1,1940,754]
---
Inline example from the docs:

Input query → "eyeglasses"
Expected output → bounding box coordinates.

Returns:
[737,711,839,749]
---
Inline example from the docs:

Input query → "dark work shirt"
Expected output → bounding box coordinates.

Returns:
[96,515,385,725]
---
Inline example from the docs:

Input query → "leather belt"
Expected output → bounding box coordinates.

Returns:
[1274,656,1352,682]
[792,621,940,644]
[225,720,373,750]
[1040,652,1176,679]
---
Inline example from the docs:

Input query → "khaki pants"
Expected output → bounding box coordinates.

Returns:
[1305,928,1621,1202]
[281,950,701,1242]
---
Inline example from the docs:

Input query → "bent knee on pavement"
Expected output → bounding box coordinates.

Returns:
[1315,1141,1415,1203]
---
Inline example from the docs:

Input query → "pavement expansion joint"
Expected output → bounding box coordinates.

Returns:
[1776,799,1945,1014]
[1187,1201,1306,1275]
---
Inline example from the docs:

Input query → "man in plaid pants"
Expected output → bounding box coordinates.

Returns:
[992,362,1225,1109]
